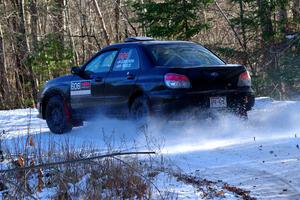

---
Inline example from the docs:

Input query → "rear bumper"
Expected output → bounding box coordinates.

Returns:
[148,89,255,115]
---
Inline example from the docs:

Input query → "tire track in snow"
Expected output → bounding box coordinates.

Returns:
[199,163,300,199]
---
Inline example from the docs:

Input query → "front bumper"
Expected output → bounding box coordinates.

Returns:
[148,89,255,115]
[36,101,43,119]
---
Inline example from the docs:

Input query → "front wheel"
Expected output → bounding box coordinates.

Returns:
[45,96,72,134]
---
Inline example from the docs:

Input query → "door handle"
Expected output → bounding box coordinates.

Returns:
[94,77,103,82]
[126,72,135,80]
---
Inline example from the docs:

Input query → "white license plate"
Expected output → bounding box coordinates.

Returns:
[210,96,227,108]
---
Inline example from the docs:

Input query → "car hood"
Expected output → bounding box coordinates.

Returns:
[46,75,74,86]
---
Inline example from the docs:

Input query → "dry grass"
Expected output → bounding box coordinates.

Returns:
[0,133,161,200]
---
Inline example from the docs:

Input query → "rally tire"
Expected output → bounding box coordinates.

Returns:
[130,95,151,132]
[45,96,72,134]
[238,107,248,120]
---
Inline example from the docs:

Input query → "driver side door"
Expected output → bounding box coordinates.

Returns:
[70,50,118,117]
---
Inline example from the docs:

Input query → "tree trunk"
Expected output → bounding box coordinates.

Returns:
[256,0,274,43]
[214,1,245,51]
[93,0,110,46]
[239,0,247,50]
[66,0,79,65]
[29,0,39,100]
[278,0,288,35]
[238,0,249,66]
[51,0,65,78]
[29,0,38,50]
[12,0,38,105]
[15,0,28,59]
[11,0,27,106]
[0,24,8,107]
[82,13,93,59]
[114,0,121,43]
[53,0,64,44]
[292,0,300,30]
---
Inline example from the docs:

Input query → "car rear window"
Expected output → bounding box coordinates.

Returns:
[146,43,225,67]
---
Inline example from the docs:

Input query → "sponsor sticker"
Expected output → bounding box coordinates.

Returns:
[118,52,128,59]
[70,80,91,96]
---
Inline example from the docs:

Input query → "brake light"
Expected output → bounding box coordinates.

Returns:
[238,71,251,87]
[164,73,191,89]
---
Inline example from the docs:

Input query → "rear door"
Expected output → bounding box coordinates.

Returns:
[104,48,140,115]
[71,50,118,113]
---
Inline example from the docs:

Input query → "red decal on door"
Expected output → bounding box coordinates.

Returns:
[81,81,91,87]
[118,52,128,59]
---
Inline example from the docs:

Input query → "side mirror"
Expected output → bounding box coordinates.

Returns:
[71,66,82,75]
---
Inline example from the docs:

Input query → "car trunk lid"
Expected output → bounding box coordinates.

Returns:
[166,64,246,91]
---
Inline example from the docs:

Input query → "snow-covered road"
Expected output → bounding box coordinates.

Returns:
[169,138,300,199]
[1,97,300,199]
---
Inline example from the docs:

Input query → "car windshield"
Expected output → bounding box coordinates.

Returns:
[146,43,225,67]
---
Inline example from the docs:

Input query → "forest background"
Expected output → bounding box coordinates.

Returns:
[0,0,299,109]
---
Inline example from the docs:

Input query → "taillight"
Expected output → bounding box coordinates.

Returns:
[238,71,251,87]
[164,73,191,89]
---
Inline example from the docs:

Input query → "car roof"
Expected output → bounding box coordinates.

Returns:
[101,40,195,51]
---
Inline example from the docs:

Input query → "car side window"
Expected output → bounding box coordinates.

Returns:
[85,51,118,73]
[113,48,140,71]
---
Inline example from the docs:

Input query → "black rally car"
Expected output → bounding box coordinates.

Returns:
[37,37,255,134]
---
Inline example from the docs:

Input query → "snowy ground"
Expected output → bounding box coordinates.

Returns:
[1,97,300,199]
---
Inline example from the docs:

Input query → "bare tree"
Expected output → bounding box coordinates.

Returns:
[93,0,111,45]
[114,0,121,42]
[0,23,8,106]
[53,0,65,44]
[29,0,38,50]
[292,0,300,30]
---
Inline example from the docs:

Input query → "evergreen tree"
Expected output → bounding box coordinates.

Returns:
[131,0,212,40]
[230,0,293,45]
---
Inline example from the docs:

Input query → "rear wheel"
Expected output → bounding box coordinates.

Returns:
[130,95,151,132]
[237,107,248,119]
[45,96,72,134]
